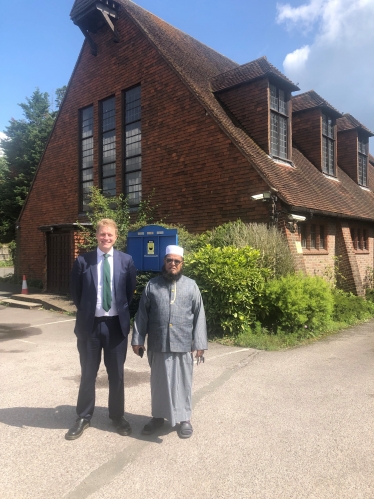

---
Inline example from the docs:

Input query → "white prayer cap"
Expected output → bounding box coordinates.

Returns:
[165,245,184,257]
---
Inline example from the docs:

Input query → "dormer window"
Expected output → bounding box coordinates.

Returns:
[358,135,368,186]
[270,84,288,160]
[322,113,335,176]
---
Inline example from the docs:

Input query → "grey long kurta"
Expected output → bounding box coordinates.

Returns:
[132,275,208,425]
[132,275,208,352]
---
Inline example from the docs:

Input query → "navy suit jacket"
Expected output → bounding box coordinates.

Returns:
[70,249,137,340]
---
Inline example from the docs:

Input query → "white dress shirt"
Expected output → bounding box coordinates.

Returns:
[95,247,118,317]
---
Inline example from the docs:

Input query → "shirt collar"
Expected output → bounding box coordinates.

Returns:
[97,247,114,258]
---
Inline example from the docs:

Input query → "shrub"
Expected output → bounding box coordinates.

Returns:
[332,289,374,323]
[184,245,270,336]
[129,270,158,319]
[259,273,334,334]
[8,241,16,263]
[204,220,295,278]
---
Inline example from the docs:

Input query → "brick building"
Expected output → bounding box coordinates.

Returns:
[17,0,374,295]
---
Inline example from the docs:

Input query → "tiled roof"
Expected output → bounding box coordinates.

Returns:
[210,57,299,93]
[71,0,374,221]
[292,91,342,117]
[337,114,373,136]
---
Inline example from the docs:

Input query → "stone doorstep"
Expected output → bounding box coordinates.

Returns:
[1,298,41,309]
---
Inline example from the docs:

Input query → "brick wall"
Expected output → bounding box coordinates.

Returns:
[335,221,364,295]
[18,15,270,285]
[292,108,322,171]
[216,79,269,153]
[337,129,358,182]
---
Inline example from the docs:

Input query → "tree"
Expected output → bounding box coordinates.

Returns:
[0,87,65,242]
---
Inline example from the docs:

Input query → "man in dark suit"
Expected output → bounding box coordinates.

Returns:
[65,218,136,440]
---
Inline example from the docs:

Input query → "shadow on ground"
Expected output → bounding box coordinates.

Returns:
[0,324,42,342]
[0,405,176,442]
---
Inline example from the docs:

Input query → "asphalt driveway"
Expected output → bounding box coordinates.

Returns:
[0,305,373,499]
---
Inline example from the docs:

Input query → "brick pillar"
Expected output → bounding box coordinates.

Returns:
[282,221,307,273]
[335,221,364,296]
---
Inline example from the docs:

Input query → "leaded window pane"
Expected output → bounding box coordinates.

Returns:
[279,90,286,115]
[102,162,116,178]
[126,156,141,172]
[322,114,335,176]
[310,225,316,248]
[103,130,116,163]
[279,115,287,159]
[80,105,94,211]
[82,107,93,138]
[82,180,93,210]
[124,85,141,206]
[82,168,93,182]
[270,84,278,111]
[126,171,142,205]
[126,87,141,123]
[320,226,325,249]
[101,98,116,196]
[102,176,116,197]
[102,97,115,132]
[270,112,278,156]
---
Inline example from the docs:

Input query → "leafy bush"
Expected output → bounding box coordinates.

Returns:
[259,273,334,334]
[332,289,374,324]
[365,288,374,303]
[184,245,270,336]
[76,187,158,252]
[8,240,16,263]
[129,270,159,319]
[203,220,295,278]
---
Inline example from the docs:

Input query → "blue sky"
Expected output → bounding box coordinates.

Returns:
[1,0,373,147]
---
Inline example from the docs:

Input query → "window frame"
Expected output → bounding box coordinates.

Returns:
[358,135,368,187]
[299,223,328,252]
[322,113,335,176]
[269,83,289,160]
[123,85,142,209]
[79,105,94,213]
[350,226,369,252]
[100,95,116,198]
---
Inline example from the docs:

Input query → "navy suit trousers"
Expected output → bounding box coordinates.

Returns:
[76,316,128,421]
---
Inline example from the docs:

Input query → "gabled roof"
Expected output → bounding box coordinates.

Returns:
[68,0,374,221]
[292,91,342,118]
[210,57,299,93]
[337,114,373,136]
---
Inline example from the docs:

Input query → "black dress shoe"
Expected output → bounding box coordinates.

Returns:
[65,418,90,440]
[141,417,164,435]
[112,416,132,436]
[179,421,193,439]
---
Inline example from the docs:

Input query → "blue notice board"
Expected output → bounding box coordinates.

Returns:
[126,225,178,271]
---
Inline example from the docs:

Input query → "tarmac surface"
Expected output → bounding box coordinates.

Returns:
[0,293,373,499]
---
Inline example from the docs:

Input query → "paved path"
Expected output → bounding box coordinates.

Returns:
[0,305,373,499]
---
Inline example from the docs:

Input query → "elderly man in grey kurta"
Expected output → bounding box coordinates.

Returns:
[132,245,207,438]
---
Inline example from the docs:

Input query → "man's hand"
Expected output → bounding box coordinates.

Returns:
[132,345,145,356]
[195,350,204,358]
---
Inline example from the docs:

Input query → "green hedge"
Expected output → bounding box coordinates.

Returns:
[184,245,270,336]
[258,273,334,334]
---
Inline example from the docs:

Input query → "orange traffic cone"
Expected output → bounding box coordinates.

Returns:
[22,275,28,294]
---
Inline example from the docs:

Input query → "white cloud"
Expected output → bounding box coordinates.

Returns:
[277,0,374,143]
[283,45,310,73]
